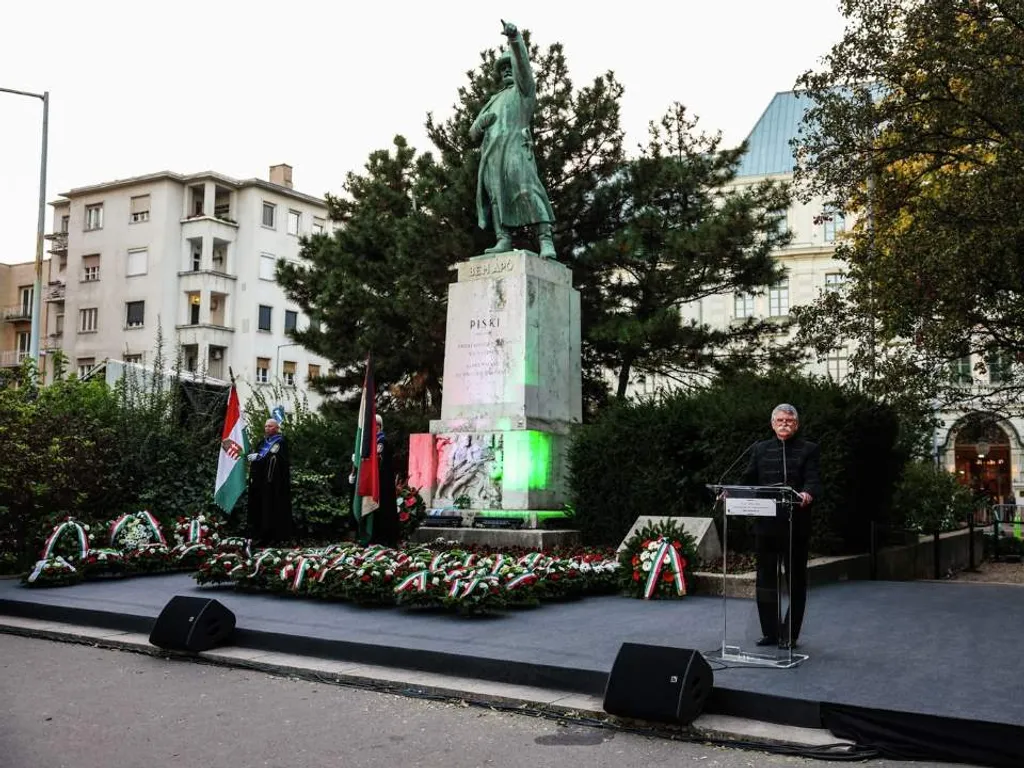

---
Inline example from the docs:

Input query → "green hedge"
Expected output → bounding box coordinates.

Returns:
[568,374,909,554]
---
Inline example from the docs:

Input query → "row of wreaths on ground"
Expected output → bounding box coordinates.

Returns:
[21,512,700,613]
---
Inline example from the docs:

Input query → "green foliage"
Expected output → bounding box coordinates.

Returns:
[794,0,1024,412]
[891,462,975,534]
[0,350,226,570]
[583,103,800,398]
[569,373,908,554]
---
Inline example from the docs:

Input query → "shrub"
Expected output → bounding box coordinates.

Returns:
[891,462,975,534]
[568,374,908,554]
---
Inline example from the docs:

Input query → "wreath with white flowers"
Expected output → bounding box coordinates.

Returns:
[38,515,94,562]
[107,510,167,551]
[618,519,698,600]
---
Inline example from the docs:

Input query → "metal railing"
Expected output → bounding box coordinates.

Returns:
[1,305,32,321]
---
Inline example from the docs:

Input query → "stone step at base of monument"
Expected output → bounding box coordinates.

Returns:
[408,526,580,551]
[419,508,571,531]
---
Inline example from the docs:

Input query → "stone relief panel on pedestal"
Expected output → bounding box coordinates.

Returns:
[434,433,504,509]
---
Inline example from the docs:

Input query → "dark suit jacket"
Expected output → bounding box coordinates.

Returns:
[741,436,823,532]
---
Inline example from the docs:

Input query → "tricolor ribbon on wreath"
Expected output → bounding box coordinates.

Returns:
[188,519,203,543]
[290,557,316,591]
[505,571,536,591]
[41,519,90,560]
[395,569,430,594]
[642,537,687,599]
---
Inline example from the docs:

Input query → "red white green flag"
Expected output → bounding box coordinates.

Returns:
[353,354,380,530]
[214,385,249,513]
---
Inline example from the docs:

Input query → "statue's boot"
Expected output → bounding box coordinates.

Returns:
[538,223,556,259]
[484,228,514,254]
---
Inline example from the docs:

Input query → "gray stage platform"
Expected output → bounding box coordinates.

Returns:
[1,574,1021,733]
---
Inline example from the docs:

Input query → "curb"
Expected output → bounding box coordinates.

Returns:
[0,617,851,751]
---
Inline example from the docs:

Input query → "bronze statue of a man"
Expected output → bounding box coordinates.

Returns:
[470,20,557,259]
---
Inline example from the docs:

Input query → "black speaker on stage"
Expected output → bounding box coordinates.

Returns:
[602,642,714,725]
[149,596,236,652]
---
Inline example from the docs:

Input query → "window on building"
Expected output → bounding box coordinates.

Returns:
[126,248,148,276]
[775,215,789,237]
[824,272,846,291]
[190,241,202,271]
[85,204,103,231]
[60,214,70,233]
[282,360,296,386]
[258,304,272,332]
[79,307,98,332]
[125,301,145,328]
[187,292,201,325]
[15,331,29,362]
[256,357,270,384]
[124,353,143,364]
[987,351,1011,385]
[733,293,754,319]
[76,357,95,379]
[284,310,298,333]
[82,254,100,282]
[769,278,790,317]
[262,202,276,228]
[823,210,846,243]
[308,363,321,381]
[952,355,973,385]
[287,210,300,236]
[827,346,849,383]
[55,313,64,335]
[312,217,325,235]
[18,285,33,316]
[259,254,277,281]
[130,195,150,223]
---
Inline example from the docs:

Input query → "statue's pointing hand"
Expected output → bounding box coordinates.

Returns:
[501,19,518,38]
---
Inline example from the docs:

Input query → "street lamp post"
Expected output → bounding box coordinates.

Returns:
[1,86,49,367]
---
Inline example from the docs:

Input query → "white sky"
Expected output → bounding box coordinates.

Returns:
[0,0,847,264]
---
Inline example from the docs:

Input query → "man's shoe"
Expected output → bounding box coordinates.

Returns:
[538,237,556,259]
[756,636,777,647]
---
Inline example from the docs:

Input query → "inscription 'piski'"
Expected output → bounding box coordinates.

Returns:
[469,317,501,330]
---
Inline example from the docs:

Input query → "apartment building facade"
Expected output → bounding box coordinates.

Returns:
[46,164,332,408]
[0,259,49,373]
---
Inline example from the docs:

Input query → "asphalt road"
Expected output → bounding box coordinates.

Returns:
[0,633,963,768]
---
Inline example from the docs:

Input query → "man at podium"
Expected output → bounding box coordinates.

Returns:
[741,403,822,649]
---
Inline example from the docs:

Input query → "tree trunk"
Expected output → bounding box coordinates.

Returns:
[616,359,633,399]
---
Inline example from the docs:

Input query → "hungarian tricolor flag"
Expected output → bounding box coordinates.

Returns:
[214,384,249,513]
[352,354,380,536]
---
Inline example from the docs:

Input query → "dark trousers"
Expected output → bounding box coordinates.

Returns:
[755,521,809,643]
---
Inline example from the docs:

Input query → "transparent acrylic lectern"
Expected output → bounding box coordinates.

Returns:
[703,484,809,669]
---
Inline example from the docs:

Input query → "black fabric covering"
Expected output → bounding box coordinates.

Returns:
[369,438,398,547]
[248,435,294,545]
[821,702,1024,768]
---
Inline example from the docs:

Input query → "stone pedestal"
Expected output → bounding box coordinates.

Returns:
[408,251,582,526]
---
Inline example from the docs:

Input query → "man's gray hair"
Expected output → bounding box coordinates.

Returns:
[771,403,799,421]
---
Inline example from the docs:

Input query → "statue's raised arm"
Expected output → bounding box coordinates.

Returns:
[470,20,557,260]
[501,20,536,101]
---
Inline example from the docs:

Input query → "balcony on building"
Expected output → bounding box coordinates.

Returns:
[177,290,235,351]
[45,282,66,303]
[2,303,32,324]
[0,350,27,368]
[46,231,68,256]
[181,182,238,248]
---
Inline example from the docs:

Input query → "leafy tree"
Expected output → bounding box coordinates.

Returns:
[794,0,1024,414]
[583,104,798,397]
[277,33,626,415]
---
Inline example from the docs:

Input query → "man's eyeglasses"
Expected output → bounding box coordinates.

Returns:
[773,418,798,425]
